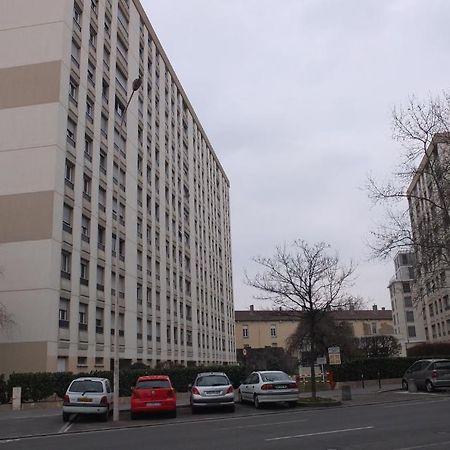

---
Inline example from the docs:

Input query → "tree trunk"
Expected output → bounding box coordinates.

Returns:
[310,329,317,400]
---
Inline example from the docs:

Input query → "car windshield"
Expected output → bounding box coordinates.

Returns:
[136,380,170,389]
[69,380,103,393]
[196,375,229,386]
[261,372,290,382]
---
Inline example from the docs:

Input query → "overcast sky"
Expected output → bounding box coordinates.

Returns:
[141,0,450,311]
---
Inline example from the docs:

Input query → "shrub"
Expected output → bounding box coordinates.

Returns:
[332,357,420,382]
[1,365,248,401]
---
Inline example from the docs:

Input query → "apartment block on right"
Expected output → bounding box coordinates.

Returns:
[407,134,450,344]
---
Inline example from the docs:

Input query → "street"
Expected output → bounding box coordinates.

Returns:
[1,390,450,449]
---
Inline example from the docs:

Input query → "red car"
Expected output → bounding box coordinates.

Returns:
[130,375,177,419]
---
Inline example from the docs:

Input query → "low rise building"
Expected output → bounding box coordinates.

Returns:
[235,305,394,352]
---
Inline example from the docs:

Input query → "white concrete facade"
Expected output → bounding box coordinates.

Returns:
[388,252,426,355]
[0,0,235,374]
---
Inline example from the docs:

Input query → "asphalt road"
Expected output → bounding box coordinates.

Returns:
[2,393,450,449]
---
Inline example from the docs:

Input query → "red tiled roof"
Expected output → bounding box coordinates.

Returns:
[234,309,392,322]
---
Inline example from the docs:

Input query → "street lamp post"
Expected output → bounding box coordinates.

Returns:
[113,77,142,422]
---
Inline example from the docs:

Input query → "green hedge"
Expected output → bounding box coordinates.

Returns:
[1,365,247,404]
[331,357,420,382]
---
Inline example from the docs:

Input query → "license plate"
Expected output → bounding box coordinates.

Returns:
[146,402,161,407]
[77,397,92,402]
[275,385,287,389]
[206,391,220,396]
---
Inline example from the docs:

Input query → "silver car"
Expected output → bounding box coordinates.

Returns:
[238,371,298,408]
[62,377,113,422]
[190,372,235,413]
[402,359,450,392]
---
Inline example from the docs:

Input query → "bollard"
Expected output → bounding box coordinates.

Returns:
[407,380,417,393]
[341,385,352,401]
[12,387,22,411]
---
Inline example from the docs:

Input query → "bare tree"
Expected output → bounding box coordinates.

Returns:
[368,93,450,305]
[355,335,401,358]
[246,239,355,399]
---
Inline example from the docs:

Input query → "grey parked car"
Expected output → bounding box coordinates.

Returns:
[402,359,450,392]
[190,372,235,413]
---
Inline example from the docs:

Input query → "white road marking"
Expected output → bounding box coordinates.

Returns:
[265,425,375,441]
[395,439,450,450]
[384,399,450,408]
[218,418,308,430]
[58,422,74,434]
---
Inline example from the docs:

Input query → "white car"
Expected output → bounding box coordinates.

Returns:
[238,371,298,408]
[62,377,113,422]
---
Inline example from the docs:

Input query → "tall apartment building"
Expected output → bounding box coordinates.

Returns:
[388,252,425,355]
[0,0,235,374]
[407,135,450,343]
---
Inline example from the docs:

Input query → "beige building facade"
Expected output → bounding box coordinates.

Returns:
[0,0,235,374]
[235,307,394,351]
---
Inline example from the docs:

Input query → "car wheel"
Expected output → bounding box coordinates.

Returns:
[254,394,260,409]
[169,409,177,419]
[228,404,235,413]
[191,406,198,414]
[426,380,434,392]
[130,411,138,420]
[62,412,70,422]
[288,401,297,408]
[402,380,408,391]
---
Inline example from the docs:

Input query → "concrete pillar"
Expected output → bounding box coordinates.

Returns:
[12,387,21,411]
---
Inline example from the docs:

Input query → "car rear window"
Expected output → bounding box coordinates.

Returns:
[261,372,290,382]
[69,380,104,393]
[196,375,229,386]
[434,362,450,370]
[136,380,170,389]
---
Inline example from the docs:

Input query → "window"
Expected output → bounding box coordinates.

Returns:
[406,311,415,323]
[91,0,98,14]
[67,117,77,146]
[242,326,249,338]
[98,187,106,211]
[73,5,82,28]
[65,159,75,187]
[86,100,94,123]
[81,215,90,242]
[71,40,80,67]
[115,96,125,117]
[402,282,411,293]
[84,135,93,160]
[98,225,105,250]
[61,251,71,278]
[97,265,105,289]
[102,79,109,102]
[69,79,78,104]
[87,60,95,85]
[270,325,277,338]
[79,303,87,324]
[404,296,413,308]
[96,307,104,333]
[89,27,97,48]
[59,298,69,325]
[63,204,73,233]
[80,259,89,284]
[83,174,91,199]
[101,114,108,137]
[371,322,377,334]
[100,151,107,174]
